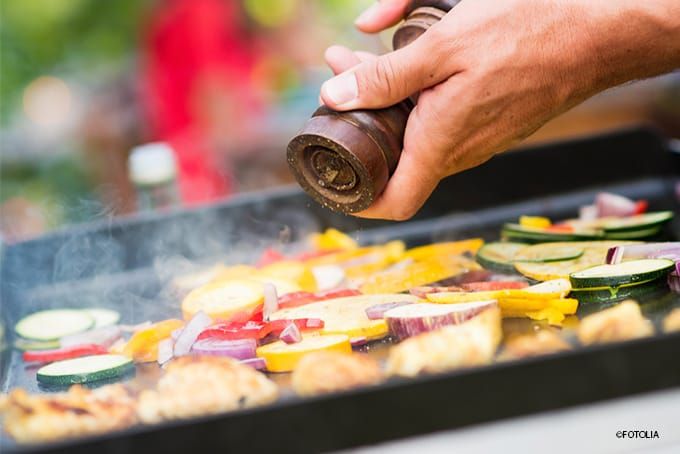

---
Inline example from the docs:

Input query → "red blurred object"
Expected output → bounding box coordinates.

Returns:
[257,248,285,267]
[634,200,649,215]
[23,344,109,364]
[141,0,260,204]
[198,321,272,341]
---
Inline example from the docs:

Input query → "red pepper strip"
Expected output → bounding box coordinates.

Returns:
[197,321,272,341]
[277,289,361,310]
[256,248,285,267]
[23,344,108,364]
[634,200,648,215]
[269,318,325,335]
[293,249,340,261]
[461,281,529,291]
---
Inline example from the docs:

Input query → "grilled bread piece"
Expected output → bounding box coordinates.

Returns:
[386,306,502,377]
[292,351,383,397]
[137,356,278,423]
[0,385,136,444]
[577,300,653,345]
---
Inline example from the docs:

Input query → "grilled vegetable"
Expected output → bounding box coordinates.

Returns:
[402,239,484,261]
[577,300,653,345]
[606,242,680,264]
[173,311,212,357]
[569,259,674,289]
[256,334,351,372]
[60,326,122,349]
[513,244,584,263]
[279,322,302,344]
[270,294,421,340]
[310,228,358,251]
[23,344,109,364]
[311,265,346,290]
[519,216,551,228]
[123,319,184,363]
[365,302,414,320]
[476,242,526,273]
[182,278,265,321]
[259,261,317,292]
[197,321,272,341]
[460,281,528,291]
[15,309,94,342]
[384,301,497,340]
[14,339,60,351]
[501,223,602,243]
[36,354,134,385]
[359,258,468,294]
[191,338,257,360]
[570,279,668,305]
[513,241,637,281]
[597,211,674,233]
[83,308,120,328]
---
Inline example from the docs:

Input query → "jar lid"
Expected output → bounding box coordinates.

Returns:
[128,142,177,185]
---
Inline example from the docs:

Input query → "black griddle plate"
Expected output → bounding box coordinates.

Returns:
[1,128,679,453]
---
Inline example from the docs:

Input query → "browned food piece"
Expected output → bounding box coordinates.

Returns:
[0,385,136,444]
[137,356,278,423]
[386,306,502,377]
[663,308,680,333]
[577,300,653,346]
[501,330,571,360]
[291,351,383,397]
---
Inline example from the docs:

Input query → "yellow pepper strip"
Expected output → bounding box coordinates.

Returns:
[360,259,462,294]
[519,216,552,228]
[310,228,358,252]
[259,261,317,292]
[548,298,579,315]
[525,307,565,326]
[343,241,406,278]
[123,319,184,363]
[403,239,484,261]
[499,298,550,312]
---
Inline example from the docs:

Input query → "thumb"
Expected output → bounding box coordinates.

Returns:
[320,42,447,111]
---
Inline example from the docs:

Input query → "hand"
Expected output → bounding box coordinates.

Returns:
[321,0,680,220]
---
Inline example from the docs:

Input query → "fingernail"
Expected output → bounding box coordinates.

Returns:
[355,2,381,27]
[322,72,358,106]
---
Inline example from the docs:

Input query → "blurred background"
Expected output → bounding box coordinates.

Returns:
[1,0,679,243]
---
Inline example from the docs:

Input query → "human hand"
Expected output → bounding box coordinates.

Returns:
[321,0,680,220]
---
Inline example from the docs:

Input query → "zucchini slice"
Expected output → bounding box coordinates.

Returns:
[604,226,663,240]
[476,242,525,272]
[514,244,584,263]
[83,308,121,328]
[502,224,603,243]
[599,211,674,233]
[569,258,674,289]
[571,279,668,306]
[513,241,637,281]
[15,309,94,341]
[36,354,134,385]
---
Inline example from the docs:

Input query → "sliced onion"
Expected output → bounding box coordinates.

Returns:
[262,283,278,321]
[579,204,599,221]
[350,336,368,347]
[120,321,152,332]
[171,328,183,341]
[174,311,212,356]
[60,326,122,348]
[596,192,637,217]
[311,265,346,290]
[191,338,257,360]
[385,301,497,340]
[157,338,174,365]
[240,357,266,370]
[606,243,680,264]
[433,270,493,286]
[669,271,680,294]
[279,322,302,344]
[365,301,414,320]
[409,286,462,298]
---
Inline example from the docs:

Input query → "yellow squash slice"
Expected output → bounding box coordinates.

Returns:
[256,334,351,372]
[182,278,265,320]
[270,294,422,340]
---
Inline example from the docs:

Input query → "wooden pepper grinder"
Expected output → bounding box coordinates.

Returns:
[287,0,461,214]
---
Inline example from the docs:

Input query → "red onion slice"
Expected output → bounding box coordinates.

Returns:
[596,192,637,217]
[669,271,680,294]
[60,326,122,348]
[279,322,302,344]
[350,337,368,347]
[157,338,174,365]
[579,204,599,221]
[171,328,183,341]
[262,283,279,321]
[191,338,257,360]
[174,311,212,357]
[240,357,267,370]
[385,301,497,340]
[365,301,414,320]
[606,243,680,264]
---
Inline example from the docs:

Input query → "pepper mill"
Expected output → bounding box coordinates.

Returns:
[287,0,461,214]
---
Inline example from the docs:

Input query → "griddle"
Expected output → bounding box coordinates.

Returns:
[1,127,679,453]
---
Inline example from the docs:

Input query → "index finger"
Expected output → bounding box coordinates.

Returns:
[355,0,411,33]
